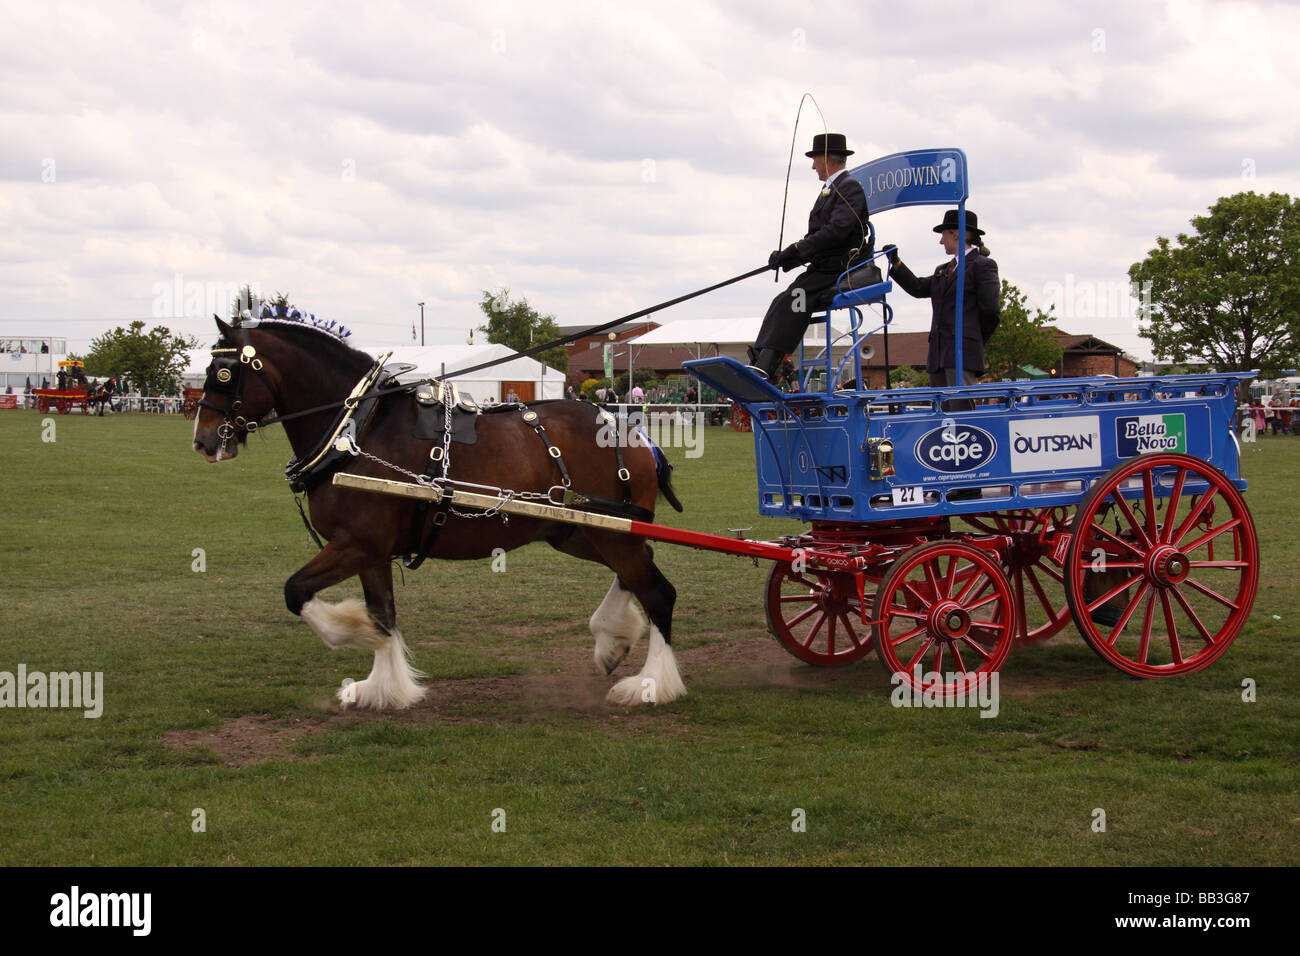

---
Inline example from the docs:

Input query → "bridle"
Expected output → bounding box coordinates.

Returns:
[197,324,288,443]
[198,321,394,475]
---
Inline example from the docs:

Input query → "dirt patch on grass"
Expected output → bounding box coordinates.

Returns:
[165,635,1108,765]
[163,715,322,768]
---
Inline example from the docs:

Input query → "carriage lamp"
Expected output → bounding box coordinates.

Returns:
[868,438,895,479]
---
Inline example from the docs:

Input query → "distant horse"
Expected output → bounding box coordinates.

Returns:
[192,313,685,710]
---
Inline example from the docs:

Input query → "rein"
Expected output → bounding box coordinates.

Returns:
[200,262,773,441]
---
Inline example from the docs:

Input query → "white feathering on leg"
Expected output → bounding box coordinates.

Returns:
[607,624,685,706]
[338,628,426,710]
[301,597,389,650]
[589,578,645,673]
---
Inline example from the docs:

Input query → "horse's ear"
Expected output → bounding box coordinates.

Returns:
[215,314,235,340]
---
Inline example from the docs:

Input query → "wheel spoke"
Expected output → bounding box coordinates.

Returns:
[1142,469,1159,544]
[801,611,827,649]
[904,637,935,669]
[1025,566,1058,620]
[1085,572,1145,612]
[902,580,932,609]
[778,593,819,604]
[1181,518,1242,554]
[1111,486,1153,549]
[1162,468,1188,542]
[1168,487,1219,548]
[958,635,995,660]
[886,607,930,622]
[950,641,968,674]
[839,613,865,649]
[1182,576,1240,611]
[1090,522,1146,559]
[1168,584,1215,647]
[1159,589,1183,666]
[787,604,820,628]
[826,615,836,656]
[1137,591,1156,662]
[1107,581,1152,644]
[966,591,1003,614]
[892,623,927,644]
[1036,561,1065,584]
[923,559,942,601]
[932,642,944,675]
[944,554,959,598]
[1014,568,1029,641]
[954,566,986,604]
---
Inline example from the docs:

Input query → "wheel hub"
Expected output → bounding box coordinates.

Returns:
[1148,545,1190,587]
[928,600,970,640]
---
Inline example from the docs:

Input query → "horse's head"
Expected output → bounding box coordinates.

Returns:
[193,308,367,463]
[192,315,279,462]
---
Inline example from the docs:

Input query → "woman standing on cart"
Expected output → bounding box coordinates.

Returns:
[887,209,1001,402]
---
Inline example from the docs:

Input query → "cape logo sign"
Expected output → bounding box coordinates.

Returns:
[914,424,996,474]
[1009,415,1101,473]
[1116,414,1186,457]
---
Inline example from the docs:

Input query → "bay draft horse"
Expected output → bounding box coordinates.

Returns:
[192,315,685,710]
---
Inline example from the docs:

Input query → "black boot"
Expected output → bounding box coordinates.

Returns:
[754,349,784,382]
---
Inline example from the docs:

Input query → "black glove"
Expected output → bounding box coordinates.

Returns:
[882,243,899,265]
[778,243,804,272]
[767,249,783,269]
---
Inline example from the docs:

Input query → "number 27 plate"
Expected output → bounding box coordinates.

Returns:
[891,486,923,506]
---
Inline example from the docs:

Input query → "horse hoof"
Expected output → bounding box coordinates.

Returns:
[604,646,631,675]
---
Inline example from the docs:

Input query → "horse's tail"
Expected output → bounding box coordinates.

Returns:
[639,429,684,513]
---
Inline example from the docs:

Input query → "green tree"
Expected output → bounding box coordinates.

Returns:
[983,281,1064,381]
[84,321,197,395]
[1129,191,1300,378]
[886,364,929,388]
[477,288,568,373]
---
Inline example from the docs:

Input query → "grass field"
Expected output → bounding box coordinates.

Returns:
[1,408,1297,865]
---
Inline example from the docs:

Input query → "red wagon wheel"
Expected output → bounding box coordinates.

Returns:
[766,562,873,666]
[730,404,752,433]
[1064,453,1258,678]
[962,508,1074,646]
[872,541,1015,697]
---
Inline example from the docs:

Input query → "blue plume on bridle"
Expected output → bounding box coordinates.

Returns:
[236,303,353,341]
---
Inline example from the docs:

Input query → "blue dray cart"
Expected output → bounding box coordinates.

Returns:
[684,148,1258,694]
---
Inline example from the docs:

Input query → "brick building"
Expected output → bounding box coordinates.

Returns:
[855,326,1137,388]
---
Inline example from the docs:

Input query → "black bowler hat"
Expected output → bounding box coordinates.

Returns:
[805,133,854,158]
[933,209,984,236]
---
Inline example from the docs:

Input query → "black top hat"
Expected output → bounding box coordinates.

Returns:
[805,133,854,158]
[932,209,984,237]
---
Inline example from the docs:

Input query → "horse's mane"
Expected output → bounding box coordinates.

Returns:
[228,305,371,365]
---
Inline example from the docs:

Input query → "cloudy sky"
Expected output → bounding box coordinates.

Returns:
[2,0,1298,363]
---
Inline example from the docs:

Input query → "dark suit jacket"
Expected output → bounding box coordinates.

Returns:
[792,172,871,275]
[891,249,1000,373]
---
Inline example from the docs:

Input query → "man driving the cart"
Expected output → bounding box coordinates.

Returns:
[750,132,873,382]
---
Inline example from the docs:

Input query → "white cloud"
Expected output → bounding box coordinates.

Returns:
[0,0,1297,366]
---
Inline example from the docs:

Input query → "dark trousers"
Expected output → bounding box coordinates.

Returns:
[930,367,977,412]
[755,269,840,355]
